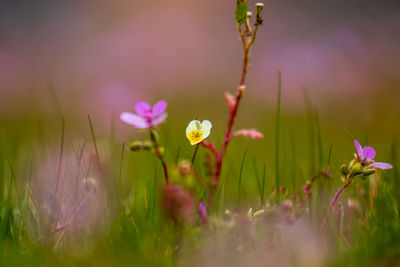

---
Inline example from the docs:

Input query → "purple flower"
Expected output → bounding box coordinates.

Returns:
[120,100,167,128]
[354,140,392,169]
[199,201,207,223]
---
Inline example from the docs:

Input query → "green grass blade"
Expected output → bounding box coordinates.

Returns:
[88,114,102,175]
[237,148,248,205]
[275,71,282,203]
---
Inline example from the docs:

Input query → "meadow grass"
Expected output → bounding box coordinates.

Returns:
[0,88,399,266]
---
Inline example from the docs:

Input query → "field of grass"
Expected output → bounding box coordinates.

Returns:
[1,2,400,266]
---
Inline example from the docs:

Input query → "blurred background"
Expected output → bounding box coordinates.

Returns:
[1,0,400,128]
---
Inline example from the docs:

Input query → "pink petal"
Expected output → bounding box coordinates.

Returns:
[370,162,393,169]
[224,92,235,111]
[135,102,151,117]
[362,146,376,160]
[152,100,167,116]
[120,112,149,128]
[354,140,363,157]
[199,201,207,223]
[151,113,168,126]
[233,129,264,139]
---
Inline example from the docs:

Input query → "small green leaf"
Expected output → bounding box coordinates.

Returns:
[235,0,248,26]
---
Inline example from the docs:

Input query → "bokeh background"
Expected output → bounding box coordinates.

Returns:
[1,0,400,126]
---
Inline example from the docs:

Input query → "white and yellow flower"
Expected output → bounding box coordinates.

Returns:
[186,120,212,145]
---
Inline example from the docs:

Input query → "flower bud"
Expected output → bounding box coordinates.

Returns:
[350,162,362,175]
[349,158,357,169]
[129,141,143,151]
[178,160,192,176]
[245,11,253,36]
[253,209,265,218]
[362,168,376,176]
[235,0,248,26]
[247,208,253,219]
[255,3,264,26]
[341,164,349,176]
[142,140,153,150]
[154,146,164,157]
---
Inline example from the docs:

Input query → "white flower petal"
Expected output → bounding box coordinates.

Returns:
[186,120,201,135]
[201,120,212,139]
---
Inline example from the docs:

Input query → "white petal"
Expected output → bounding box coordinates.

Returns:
[201,120,212,139]
[186,120,201,135]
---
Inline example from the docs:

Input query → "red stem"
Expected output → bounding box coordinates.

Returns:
[330,183,349,209]
[322,183,349,227]
[200,141,218,159]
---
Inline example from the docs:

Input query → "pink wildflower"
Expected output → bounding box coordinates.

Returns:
[120,100,167,128]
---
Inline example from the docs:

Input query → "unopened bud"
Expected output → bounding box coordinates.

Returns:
[245,11,253,36]
[129,141,143,151]
[253,209,265,218]
[235,0,248,26]
[129,140,153,151]
[142,140,153,150]
[238,85,246,96]
[247,208,253,219]
[154,146,164,156]
[341,164,349,176]
[349,158,357,169]
[178,160,192,176]
[350,162,362,175]
[362,168,376,176]
[255,3,264,26]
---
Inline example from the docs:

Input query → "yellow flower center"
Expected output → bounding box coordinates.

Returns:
[187,130,203,145]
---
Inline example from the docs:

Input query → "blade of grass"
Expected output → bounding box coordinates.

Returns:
[118,143,125,197]
[327,144,332,166]
[54,118,65,195]
[88,114,102,176]
[262,163,266,205]
[290,130,297,191]
[237,148,248,205]
[315,108,324,169]
[275,71,282,203]
[303,88,315,177]
[252,158,262,206]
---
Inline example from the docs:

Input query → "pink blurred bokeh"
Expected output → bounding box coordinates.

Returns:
[1,0,399,122]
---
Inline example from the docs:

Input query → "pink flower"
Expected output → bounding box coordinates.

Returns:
[120,100,167,128]
[354,140,392,169]
[233,129,264,139]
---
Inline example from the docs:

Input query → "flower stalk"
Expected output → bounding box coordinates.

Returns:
[150,128,169,184]
[213,5,263,190]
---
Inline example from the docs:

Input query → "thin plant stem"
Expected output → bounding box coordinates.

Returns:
[275,71,282,203]
[149,128,169,184]
[213,24,260,189]
[322,183,349,227]
[191,143,200,165]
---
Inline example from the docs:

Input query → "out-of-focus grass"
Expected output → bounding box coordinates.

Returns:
[0,83,399,266]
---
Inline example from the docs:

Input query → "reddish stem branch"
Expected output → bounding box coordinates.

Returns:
[214,26,259,182]
[200,141,218,159]
[322,183,349,227]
